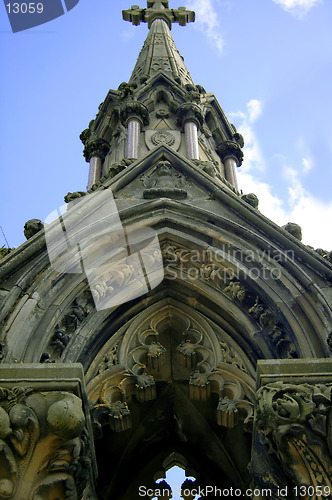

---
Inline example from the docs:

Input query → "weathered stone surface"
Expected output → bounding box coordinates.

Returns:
[252,359,332,495]
[0,364,97,499]
[0,3,331,498]
[23,219,44,240]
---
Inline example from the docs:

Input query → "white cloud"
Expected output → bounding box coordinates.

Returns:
[272,0,323,19]
[247,99,263,123]
[301,155,313,174]
[238,169,332,249]
[185,0,224,54]
[232,100,332,249]
[296,138,314,175]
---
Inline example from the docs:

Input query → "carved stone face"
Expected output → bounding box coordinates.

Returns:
[156,105,170,118]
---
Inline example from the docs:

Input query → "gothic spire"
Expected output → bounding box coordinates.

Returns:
[122,2,195,86]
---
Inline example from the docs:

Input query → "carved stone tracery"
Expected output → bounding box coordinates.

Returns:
[87,302,255,436]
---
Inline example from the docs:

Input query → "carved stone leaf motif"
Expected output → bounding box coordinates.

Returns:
[0,388,89,500]
[98,345,119,374]
[42,290,94,363]
[249,297,296,359]
[162,243,297,359]
[256,382,332,491]
[220,341,246,373]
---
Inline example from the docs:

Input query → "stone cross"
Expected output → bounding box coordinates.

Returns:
[122,1,195,29]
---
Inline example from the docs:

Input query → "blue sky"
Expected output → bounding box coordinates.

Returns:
[1,0,332,254]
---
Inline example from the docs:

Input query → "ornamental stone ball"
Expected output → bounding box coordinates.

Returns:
[0,407,11,439]
[47,394,85,440]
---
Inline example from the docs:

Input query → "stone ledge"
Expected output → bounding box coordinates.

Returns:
[257,358,332,387]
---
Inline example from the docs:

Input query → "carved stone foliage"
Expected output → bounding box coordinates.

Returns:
[282,222,302,241]
[255,382,332,493]
[177,102,204,128]
[315,248,332,264]
[23,219,44,240]
[0,386,91,499]
[216,140,244,166]
[328,332,332,353]
[241,193,259,209]
[192,158,221,180]
[249,297,296,359]
[64,191,87,204]
[121,100,149,126]
[83,138,110,162]
[142,160,188,199]
[41,289,94,363]
[162,243,298,359]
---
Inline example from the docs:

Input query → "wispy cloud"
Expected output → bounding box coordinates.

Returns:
[232,100,332,249]
[296,137,314,174]
[185,0,224,54]
[247,99,263,124]
[272,0,323,19]
[120,29,135,41]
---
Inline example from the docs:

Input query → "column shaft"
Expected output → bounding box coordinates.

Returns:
[184,121,199,160]
[127,118,141,159]
[88,156,102,189]
[224,157,239,191]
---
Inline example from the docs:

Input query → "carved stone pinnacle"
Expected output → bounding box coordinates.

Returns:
[122,1,195,30]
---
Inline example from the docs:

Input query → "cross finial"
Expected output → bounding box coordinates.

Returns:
[122,2,195,30]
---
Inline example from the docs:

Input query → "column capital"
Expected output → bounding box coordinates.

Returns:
[121,100,150,127]
[177,102,204,128]
[216,140,244,166]
[0,364,96,499]
[83,138,110,162]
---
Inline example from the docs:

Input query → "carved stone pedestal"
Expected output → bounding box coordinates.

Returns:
[252,359,332,500]
[0,364,97,500]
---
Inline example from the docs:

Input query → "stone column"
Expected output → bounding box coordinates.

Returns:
[127,117,142,158]
[184,120,199,160]
[216,140,244,191]
[177,103,203,160]
[84,138,110,189]
[121,101,149,160]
